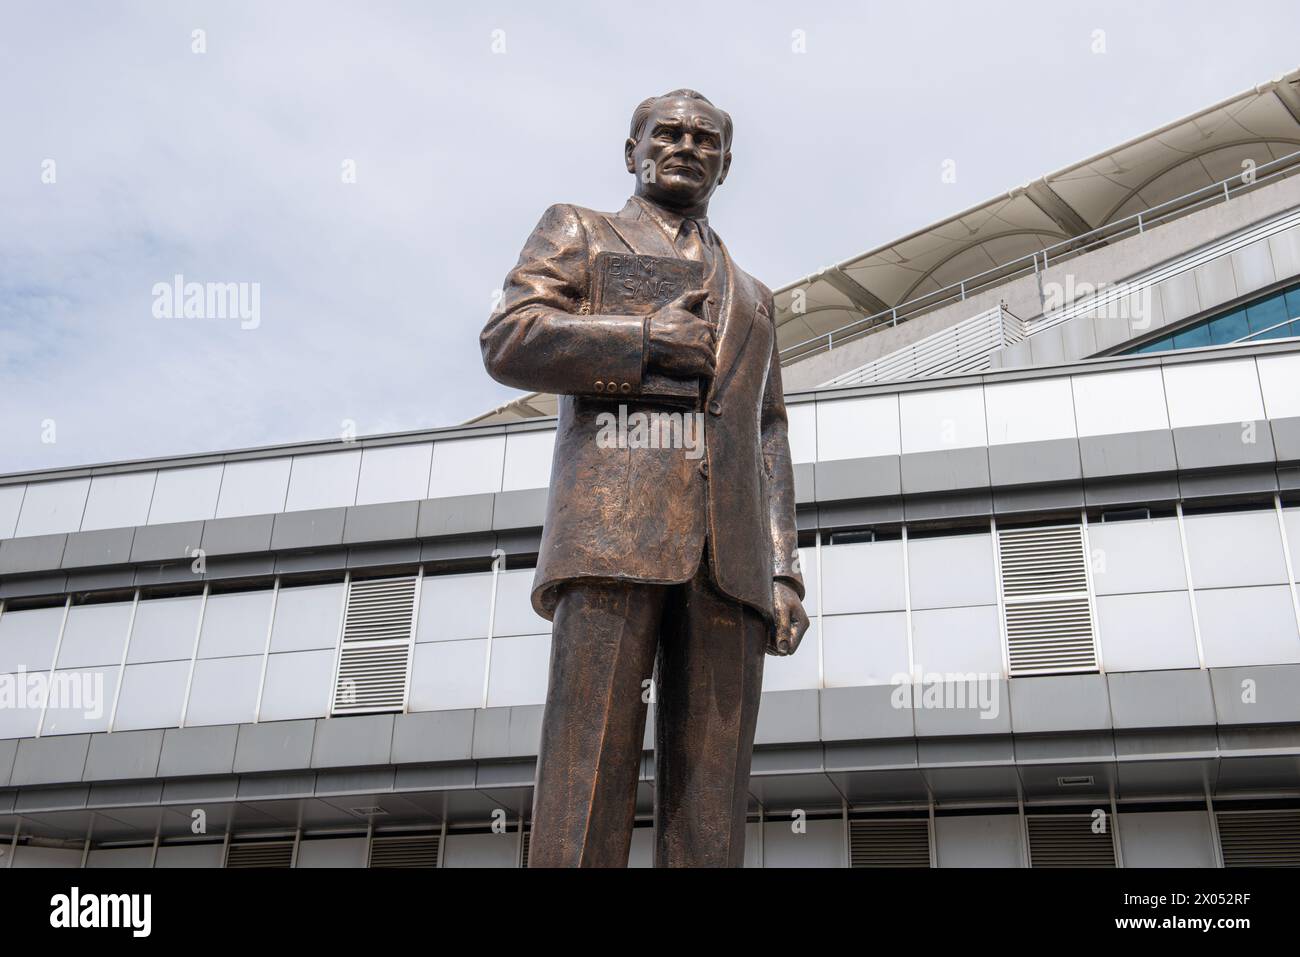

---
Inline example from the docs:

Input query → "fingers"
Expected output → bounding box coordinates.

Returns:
[672,287,710,311]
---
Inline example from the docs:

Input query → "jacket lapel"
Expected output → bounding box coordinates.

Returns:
[708,236,756,402]
[606,200,677,259]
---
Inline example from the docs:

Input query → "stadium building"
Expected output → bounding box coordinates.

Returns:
[3,72,1300,868]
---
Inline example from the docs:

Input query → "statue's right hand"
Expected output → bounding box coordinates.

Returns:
[647,288,715,378]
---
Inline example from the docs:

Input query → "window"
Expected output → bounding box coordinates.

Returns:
[1126,280,1300,355]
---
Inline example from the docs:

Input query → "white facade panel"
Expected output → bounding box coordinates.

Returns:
[408,639,488,711]
[147,464,223,524]
[57,600,133,669]
[935,813,1023,867]
[80,471,156,531]
[820,540,905,615]
[1096,591,1200,671]
[1089,518,1188,595]
[355,443,433,506]
[983,377,1077,445]
[501,431,555,491]
[416,572,493,642]
[1196,585,1300,667]
[815,394,900,460]
[284,451,361,512]
[1161,358,1265,428]
[907,533,996,609]
[428,435,505,498]
[1184,509,1288,589]
[15,477,90,537]
[821,611,909,687]
[900,385,987,453]
[214,458,291,518]
[485,633,551,708]
[1070,368,1171,437]
[258,649,336,721]
[910,605,1003,678]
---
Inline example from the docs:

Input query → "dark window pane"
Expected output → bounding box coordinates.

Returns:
[1284,288,1300,319]
[1210,309,1249,343]
[1173,322,1212,349]
[1246,295,1288,335]
[1133,337,1172,354]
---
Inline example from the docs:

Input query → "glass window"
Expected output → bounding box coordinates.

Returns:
[1208,309,1248,344]
[1284,288,1300,320]
[58,600,134,668]
[1172,322,1212,350]
[1246,295,1288,337]
[197,588,274,659]
[127,594,202,664]
[0,604,65,673]
[269,581,344,652]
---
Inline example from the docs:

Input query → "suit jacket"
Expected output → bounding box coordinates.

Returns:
[481,197,804,624]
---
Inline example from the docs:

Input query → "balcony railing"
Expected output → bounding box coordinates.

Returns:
[779,147,1300,365]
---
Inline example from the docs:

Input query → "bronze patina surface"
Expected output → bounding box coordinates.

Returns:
[482,89,809,867]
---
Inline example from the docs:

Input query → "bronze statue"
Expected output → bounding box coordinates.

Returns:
[481,89,809,867]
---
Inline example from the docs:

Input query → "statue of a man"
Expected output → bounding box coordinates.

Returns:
[481,88,809,867]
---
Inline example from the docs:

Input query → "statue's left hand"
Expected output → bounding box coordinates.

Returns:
[767,580,809,657]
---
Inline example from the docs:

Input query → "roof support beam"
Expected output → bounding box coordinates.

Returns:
[818,267,891,316]
[1022,180,1097,240]
[1271,78,1300,126]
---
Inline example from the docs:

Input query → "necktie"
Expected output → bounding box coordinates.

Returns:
[677,218,711,268]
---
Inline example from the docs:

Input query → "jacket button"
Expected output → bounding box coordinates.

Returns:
[607,381,618,392]
[620,382,631,393]
[594,381,605,392]
[708,400,722,415]
[699,460,709,478]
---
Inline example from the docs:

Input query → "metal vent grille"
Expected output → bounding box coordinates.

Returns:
[1217,810,1300,867]
[332,575,418,715]
[997,526,1098,676]
[225,840,294,868]
[520,829,531,868]
[849,819,930,868]
[368,834,441,868]
[1027,815,1115,867]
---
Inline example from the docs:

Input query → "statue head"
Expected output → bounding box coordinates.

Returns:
[625,89,732,213]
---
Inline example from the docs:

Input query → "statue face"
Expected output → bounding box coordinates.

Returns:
[625,96,731,209]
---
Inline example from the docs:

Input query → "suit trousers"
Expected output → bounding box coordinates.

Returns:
[527,542,768,867]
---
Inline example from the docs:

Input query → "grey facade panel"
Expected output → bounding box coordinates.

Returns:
[1210,664,1300,725]
[912,679,1010,736]
[818,498,905,528]
[130,521,204,564]
[494,529,543,556]
[346,543,422,569]
[1179,467,1279,500]
[1272,415,1300,461]
[1008,674,1112,734]
[988,438,1082,486]
[309,714,395,769]
[416,494,495,538]
[471,707,511,760]
[14,784,91,813]
[160,775,240,804]
[1079,430,1178,478]
[0,572,69,599]
[314,767,395,796]
[132,563,200,588]
[10,735,90,787]
[83,730,164,781]
[1172,421,1276,470]
[819,685,914,741]
[421,534,496,564]
[274,548,348,575]
[204,555,276,581]
[233,720,317,773]
[200,514,275,556]
[508,705,544,757]
[0,534,67,575]
[754,690,820,745]
[491,489,549,531]
[1083,474,1181,508]
[900,447,991,495]
[64,568,138,593]
[902,490,993,523]
[342,501,419,545]
[390,710,476,763]
[61,528,135,569]
[87,780,164,808]
[793,462,815,504]
[814,456,901,501]
[236,772,316,799]
[270,509,346,551]
[992,483,1085,515]
[158,725,240,777]
[1107,669,1216,729]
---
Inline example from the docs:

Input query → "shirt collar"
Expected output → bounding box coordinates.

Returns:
[628,195,711,242]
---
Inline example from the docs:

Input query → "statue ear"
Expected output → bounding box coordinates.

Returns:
[716,151,732,187]
[624,137,637,174]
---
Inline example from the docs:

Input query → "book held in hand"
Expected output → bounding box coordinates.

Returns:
[590,252,708,408]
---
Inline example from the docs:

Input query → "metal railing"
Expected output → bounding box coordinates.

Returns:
[778,147,1300,365]
[819,304,1024,388]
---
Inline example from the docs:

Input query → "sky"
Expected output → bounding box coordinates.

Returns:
[3,0,1300,473]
